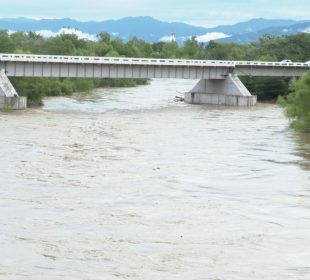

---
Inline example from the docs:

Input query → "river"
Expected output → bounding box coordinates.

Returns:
[0,79,310,280]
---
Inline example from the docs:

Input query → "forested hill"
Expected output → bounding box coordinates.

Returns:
[0,30,310,105]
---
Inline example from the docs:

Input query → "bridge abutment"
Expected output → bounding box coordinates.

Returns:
[0,69,27,110]
[185,74,257,106]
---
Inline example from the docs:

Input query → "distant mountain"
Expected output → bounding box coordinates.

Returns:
[206,18,303,35]
[0,16,207,42]
[219,21,310,44]
[0,16,308,44]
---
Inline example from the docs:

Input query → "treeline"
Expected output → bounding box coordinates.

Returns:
[279,72,310,132]
[1,30,310,104]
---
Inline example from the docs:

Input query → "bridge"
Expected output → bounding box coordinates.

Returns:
[1,53,310,109]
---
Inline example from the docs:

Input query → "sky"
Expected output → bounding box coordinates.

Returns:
[1,0,310,27]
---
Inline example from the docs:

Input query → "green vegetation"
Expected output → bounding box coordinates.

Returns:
[0,30,310,106]
[10,77,102,105]
[101,78,149,88]
[279,72,310,132]
[1,104,13,113]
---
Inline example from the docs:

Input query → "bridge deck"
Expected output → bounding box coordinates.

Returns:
[1,54,309,78]
[1,53,309,68]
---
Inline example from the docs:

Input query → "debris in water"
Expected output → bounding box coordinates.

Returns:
[174,96,184,102]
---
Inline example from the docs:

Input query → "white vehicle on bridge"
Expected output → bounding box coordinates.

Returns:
[281,59,293,63]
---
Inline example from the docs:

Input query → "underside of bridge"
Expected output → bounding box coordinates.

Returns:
[0,69,256,110]
[185,74,257,106]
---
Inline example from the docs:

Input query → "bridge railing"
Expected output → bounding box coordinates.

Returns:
[0,53,309,68]
[0,53,236,67]
[235,61,309,67]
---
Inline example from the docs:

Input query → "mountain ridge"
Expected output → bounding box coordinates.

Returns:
[0,16,308,43]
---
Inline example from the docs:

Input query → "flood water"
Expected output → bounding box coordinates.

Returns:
[0,79,310,280]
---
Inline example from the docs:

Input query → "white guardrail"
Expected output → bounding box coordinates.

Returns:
[0,53,309,68]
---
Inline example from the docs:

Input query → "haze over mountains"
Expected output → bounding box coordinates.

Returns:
[0,16,309,44]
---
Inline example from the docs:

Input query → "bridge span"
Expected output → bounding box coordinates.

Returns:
[1,53,310,109]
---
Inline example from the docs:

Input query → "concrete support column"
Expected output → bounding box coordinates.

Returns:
[185,74,257,106]
[0,69,27,110]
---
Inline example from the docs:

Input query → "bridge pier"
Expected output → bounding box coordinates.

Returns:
[185,74,257,106]
[0,69,27,110]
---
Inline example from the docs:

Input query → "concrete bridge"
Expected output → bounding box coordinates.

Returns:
[1,53,309,109]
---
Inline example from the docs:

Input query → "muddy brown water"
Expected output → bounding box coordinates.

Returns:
[0,79,310,279]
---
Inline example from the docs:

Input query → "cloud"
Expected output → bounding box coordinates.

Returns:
[196,32,230,42]
[302,27,310,33]
[160,35,176,42]
[160,32,229,43]
[35,28,97,41]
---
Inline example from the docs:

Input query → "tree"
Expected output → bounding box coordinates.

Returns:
[0,31,14,53]
[279,71,310,132]
[242,77,290,100]
[181,36,200,58]
[97,42,112,56]
[161,41,179,58]
[97,32,111,43]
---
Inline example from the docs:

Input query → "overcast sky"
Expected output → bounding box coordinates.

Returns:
[1,0,310,27]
